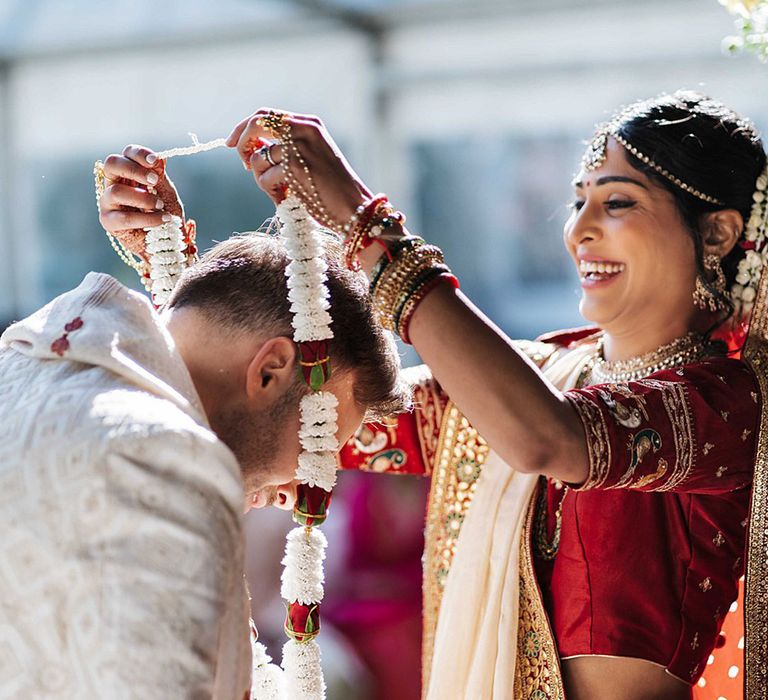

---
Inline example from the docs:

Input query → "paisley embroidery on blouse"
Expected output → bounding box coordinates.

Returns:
[631,457,669,489]
[366,448,407,473]
[599,384,650,427]
[612,428,662,489]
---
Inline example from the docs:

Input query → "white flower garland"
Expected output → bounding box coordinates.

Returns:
[99,136,337,700]
[280,527,328,604]
[248,196,338,700]
[144,215,187,306]
[732,163,768,318]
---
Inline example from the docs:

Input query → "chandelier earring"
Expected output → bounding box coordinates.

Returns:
[693,254,728,313]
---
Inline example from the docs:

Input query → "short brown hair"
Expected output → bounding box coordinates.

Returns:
[167,231,411,420]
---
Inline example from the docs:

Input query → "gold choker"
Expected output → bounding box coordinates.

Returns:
[585,332,710,385]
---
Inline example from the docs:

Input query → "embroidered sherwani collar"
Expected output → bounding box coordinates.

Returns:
[1,272,208,426]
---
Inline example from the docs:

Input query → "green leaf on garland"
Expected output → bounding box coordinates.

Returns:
[305,606,317,634]
[310,364,324,391]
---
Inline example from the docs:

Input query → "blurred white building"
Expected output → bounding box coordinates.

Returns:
[1,0,766,339]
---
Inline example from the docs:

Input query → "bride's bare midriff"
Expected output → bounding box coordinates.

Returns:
[561,656,693,700]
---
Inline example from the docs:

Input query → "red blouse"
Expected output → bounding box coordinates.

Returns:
[539,346,758,684]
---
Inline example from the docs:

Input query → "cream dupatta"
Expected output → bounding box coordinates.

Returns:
[425,342,596,700]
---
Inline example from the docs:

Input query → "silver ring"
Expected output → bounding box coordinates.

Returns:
[258,143,278,167]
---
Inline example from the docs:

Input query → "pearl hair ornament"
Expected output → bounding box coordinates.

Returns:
[732,162,768,318]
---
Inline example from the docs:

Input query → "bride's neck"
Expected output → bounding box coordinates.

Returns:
[600,318,700,363]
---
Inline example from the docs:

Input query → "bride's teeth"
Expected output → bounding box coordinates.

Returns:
[579,261,625,276]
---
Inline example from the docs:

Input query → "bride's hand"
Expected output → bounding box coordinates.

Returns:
[98,145,184,258]
[226,109,372,232]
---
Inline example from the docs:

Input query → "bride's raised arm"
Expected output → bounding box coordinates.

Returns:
[225,109,589,486]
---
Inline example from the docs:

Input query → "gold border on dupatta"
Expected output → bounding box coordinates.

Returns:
[421,402,488,696]
[513,484,567,700]
[743,270,768,698]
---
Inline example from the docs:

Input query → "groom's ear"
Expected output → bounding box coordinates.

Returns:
[245,336,297,408]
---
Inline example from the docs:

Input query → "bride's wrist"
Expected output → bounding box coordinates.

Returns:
[341,193,408,275]
[357,225,409,278]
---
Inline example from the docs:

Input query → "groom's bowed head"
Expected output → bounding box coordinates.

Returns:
[163,234,410,512]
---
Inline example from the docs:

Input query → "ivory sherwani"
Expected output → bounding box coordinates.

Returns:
[0,273,251,699]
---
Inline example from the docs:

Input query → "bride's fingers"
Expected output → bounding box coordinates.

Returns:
[249,142,285,177]
[103,154,159,188]
[256,164,288,204]
[233,111,321,169]
[101,183,164,213]
[121,144,160,168]
[249,107,323,127]
[99,208,169,234]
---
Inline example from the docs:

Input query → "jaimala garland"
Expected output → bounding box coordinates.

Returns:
[94,130,338,700]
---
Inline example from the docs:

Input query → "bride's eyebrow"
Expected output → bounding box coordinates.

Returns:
[571,175,649,190]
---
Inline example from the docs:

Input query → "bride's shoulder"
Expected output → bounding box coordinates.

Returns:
[518,325,601,369]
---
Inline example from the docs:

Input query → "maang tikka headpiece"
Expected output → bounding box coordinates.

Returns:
[581,120,725,206]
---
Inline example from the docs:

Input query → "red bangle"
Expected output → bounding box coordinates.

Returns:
[399,272,459,344]
[343,195,390,270]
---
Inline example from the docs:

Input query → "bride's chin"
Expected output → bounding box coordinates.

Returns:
[579,298,619,328]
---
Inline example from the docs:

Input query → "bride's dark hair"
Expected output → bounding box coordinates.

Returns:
[610,90,766,320]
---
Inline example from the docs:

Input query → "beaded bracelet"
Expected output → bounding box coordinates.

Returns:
[374,248,445,309]
[375,260,447,330]
[344,197,406,271]
[343,195,389,270]
[343,194,388,238]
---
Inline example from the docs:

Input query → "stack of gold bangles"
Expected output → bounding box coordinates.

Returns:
[369,236,458,343]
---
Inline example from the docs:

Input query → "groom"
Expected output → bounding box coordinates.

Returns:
[0,231,408,698]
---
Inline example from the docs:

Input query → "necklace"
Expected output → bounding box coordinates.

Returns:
[585,331,709,385]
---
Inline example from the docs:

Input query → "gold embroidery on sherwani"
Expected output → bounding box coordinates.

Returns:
[422,402,488,694]
[513,491,566,700]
